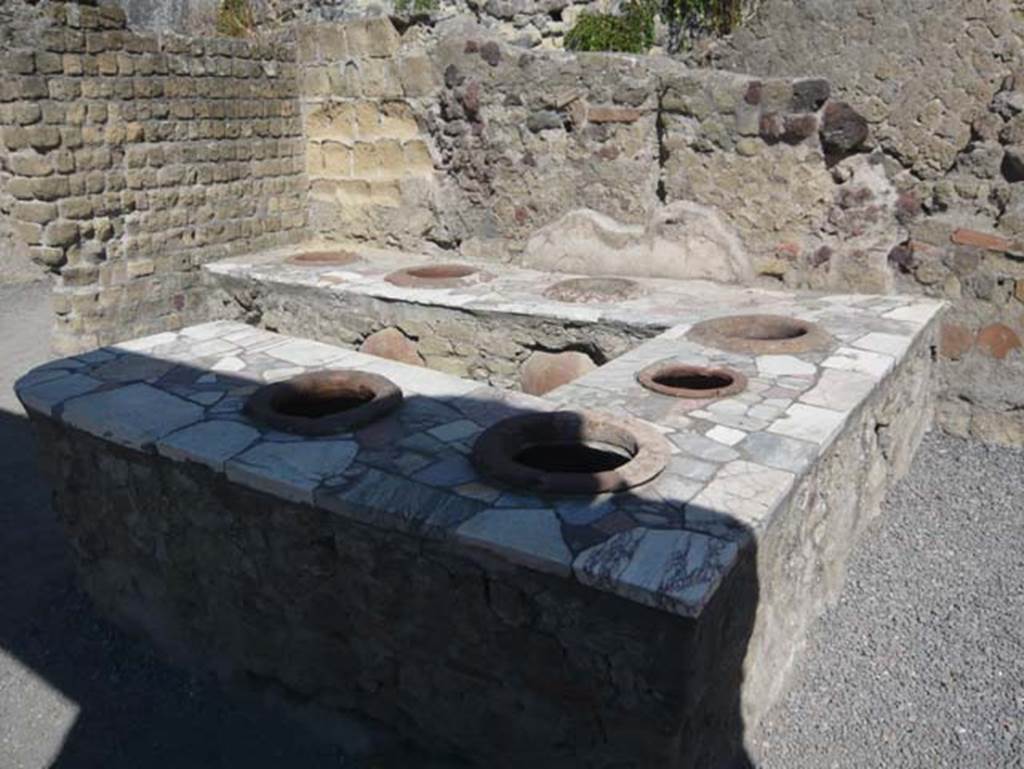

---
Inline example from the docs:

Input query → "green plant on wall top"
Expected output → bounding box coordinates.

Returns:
[217,0,255,36]
[565,0,742,54]
[565,1,656,54]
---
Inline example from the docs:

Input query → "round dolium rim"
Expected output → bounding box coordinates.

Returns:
[685,314,833,354]
[384,263,493,289]
[543,276,644,304]
[636,361,748,399]
[287,249,361,266]
[471,410,671,495]
[244,370,402,436]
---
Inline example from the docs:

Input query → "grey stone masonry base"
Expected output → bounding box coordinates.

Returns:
[17,262,940,767]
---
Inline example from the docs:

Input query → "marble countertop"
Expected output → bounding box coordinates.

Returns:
[204,242,876,332]
[17,258,943,620]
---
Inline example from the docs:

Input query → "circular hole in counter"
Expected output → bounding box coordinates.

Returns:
[384,263,493,289]
[637,362,748,399]
[685,314,832,354]
[287,250,361,266]
[543,277,644,303]
[471,410,670,495]
[245,370,402,436]
[515,441,633,474]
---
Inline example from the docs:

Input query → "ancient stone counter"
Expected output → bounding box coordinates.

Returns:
[17,272,941,766]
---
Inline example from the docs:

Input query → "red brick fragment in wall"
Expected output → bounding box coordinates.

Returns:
[895,191,922,223]
[950,228,1022,255]
[975,323,1022,360]
[940,323,974,360]
[759,112,784,141]
[775,242,801,261]
[587,106,644,124]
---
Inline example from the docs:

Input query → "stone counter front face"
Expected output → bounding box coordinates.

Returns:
[17,273,940,768]
[36,419,756,768]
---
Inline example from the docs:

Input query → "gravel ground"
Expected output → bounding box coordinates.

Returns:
[752,431,1024,769]
[1,280,1021,768]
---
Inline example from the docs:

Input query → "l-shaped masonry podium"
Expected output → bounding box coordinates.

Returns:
[17,246,942,768]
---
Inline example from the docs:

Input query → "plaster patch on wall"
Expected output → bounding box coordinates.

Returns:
[522,202,753,283]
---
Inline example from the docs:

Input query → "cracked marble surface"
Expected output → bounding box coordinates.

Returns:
[16,261,942,620]
[205,243,943,346]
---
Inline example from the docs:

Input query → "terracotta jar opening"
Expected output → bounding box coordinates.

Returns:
[637,362,748,399]
[471,410,670,495]
[385,263,491,288]
[407,264,477,280]
[287,250,360,266]
[245,370,402,435]
[686,314,832,354]
[543,277,643,304]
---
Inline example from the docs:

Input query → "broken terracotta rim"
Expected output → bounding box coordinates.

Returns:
[244,370,402,435]
[384,263,493,289]
[685,314,833,354]
[471,410,670,495]
[636,361,748,399]
[543,276,644,304]
[287,249,361,266]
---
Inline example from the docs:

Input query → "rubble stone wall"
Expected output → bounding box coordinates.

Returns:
[120,0,615,48]
[298,19,889,288]
[707,0,1024,444]
[0,1,308,352]
[308,0,615,48]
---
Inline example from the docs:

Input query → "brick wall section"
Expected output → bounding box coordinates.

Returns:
[298,18,438,247]
[0,2,308,353]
